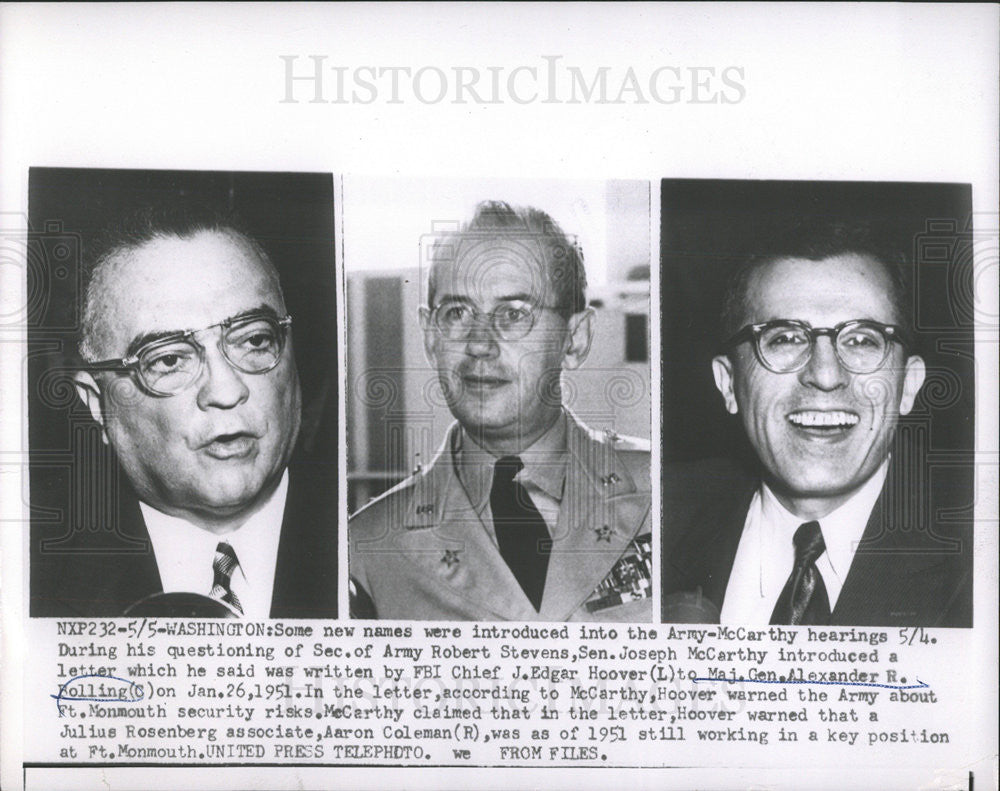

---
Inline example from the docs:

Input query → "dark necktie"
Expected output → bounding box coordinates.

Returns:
[210,542,244,615]
[770,521,830,625]
[490,455,552,611]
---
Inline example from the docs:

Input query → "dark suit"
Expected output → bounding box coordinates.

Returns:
[30,459,337,618]
[662,457,972,627]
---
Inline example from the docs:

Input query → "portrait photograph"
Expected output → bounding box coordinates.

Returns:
[27,168,339,618]
[344,177,653,622]
[660,179,975,628]
[2,6,995,791]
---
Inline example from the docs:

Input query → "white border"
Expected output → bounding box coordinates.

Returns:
[2,3,997,790]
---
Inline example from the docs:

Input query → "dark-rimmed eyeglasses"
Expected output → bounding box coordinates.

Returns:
[84,311,292,396]
[723,319,908,374]
[430,300,559,342]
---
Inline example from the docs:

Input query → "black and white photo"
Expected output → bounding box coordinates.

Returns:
[661,179,975,628]
[28,168,339,618]
[1,5,995,791]
[345,178,653,621]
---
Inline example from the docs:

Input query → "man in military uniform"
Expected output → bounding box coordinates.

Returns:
[349,201,651,621]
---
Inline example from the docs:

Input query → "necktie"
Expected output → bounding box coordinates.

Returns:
[210,541,244,615]
[490,456,552,611]
[770,521,830,625]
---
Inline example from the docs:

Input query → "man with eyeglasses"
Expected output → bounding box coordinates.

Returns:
[662,223,971,627]
[33,204,337,618]
[349,201,652,621]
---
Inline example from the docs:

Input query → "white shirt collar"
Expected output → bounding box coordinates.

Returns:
[140,471,288,618]
[721,458,889,623]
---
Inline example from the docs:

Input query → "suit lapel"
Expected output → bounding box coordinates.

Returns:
[271,463,338,618]
[663,462,755,615]
[53,490,162,616]
[662,455,970,627]
[539,418,648,620]
[831,465,963,627]
[700,490,753,610]
[47,461,339,618]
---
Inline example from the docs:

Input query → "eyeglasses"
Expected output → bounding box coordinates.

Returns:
[430,300,559,341]
[724,319,908,374]
[85,311,292,396]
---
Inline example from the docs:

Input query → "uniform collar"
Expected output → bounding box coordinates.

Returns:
[454,411,569,514]
[400,411,638,534]
[389,412,649,621]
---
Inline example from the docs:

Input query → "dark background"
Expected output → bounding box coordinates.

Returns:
[660,179,976,466]
[27,168,338,583]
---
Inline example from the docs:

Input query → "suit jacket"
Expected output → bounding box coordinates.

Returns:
[350,414,652,621]
[662,457,973,627]
[31,460,338,618]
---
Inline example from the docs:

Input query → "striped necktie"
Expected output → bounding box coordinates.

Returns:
[210,541,244,615]
[770,521,830,625]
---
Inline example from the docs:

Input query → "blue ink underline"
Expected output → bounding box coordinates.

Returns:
[51,673,145,716]
[693,676,927,691]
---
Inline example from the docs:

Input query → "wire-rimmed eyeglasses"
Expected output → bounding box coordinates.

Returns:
[723,319,908,374]
[84,311,292,396]
[430,299,560,342]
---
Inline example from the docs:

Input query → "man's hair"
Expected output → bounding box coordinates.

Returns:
[79,202,281,361]
[719,219,914,346]
[427,200,588,319]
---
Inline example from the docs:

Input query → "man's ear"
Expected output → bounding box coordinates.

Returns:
[712,354,739,415]
[73,370,109,444]
[418,306,437,366]
[898,354,927,416]
[562,308,595,370]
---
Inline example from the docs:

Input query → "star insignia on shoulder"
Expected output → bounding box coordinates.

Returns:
[441,549,461,568]
[594,524,613,542]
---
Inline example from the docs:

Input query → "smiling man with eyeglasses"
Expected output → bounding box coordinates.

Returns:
[349,201,652,621]
[34,203,336,618]
[663,221,971,628]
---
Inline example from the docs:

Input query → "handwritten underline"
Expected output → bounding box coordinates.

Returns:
[51,673,145,716]
[693,677,928,691]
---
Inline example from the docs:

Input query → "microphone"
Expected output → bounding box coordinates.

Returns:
[662,588,721,623]
[349,577,378,619]
[123,592,241,618]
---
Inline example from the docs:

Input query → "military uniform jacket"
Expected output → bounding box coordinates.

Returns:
[350,414,652,621]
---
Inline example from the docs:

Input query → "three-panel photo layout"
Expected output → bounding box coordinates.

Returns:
[27,169,975,629]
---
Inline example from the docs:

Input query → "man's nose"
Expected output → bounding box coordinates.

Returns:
[462,315,500,358]
[798,336,850,390]
[196,345,251,409]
